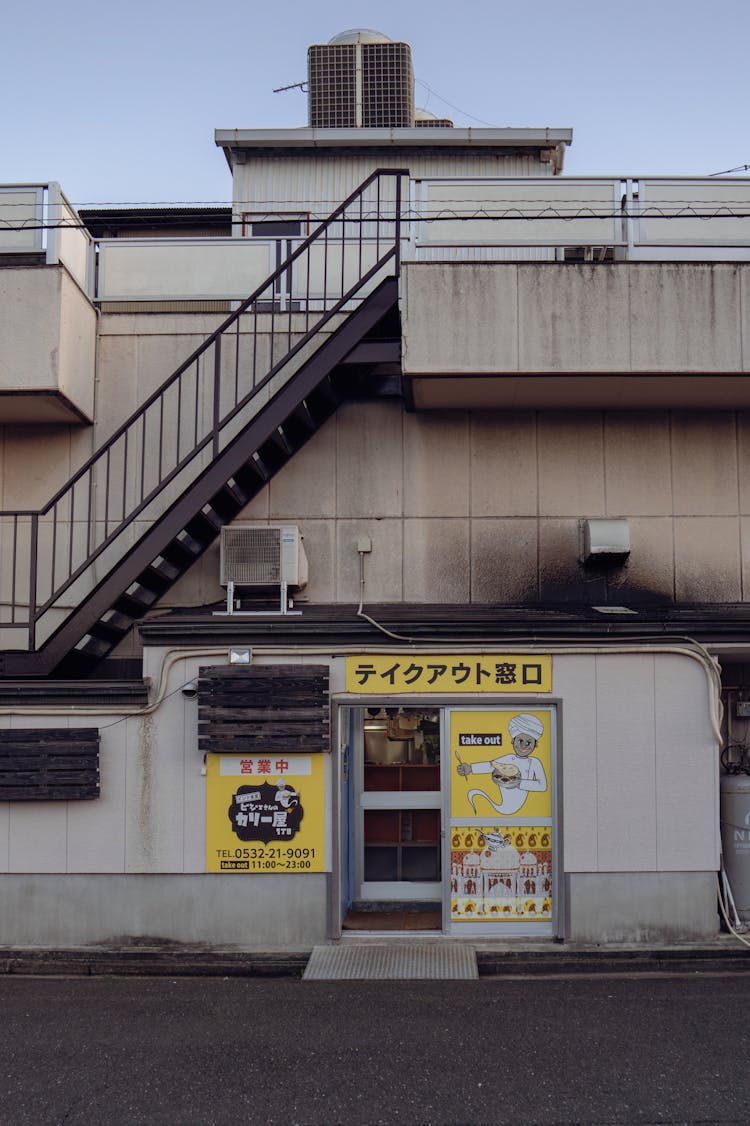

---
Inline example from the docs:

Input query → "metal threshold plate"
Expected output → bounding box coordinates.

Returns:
[303,942,478,981]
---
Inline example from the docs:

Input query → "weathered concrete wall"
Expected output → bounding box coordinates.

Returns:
[163,400,750,607]
[0,874,327,948]
[401,262,750,409]
[565,872,718,942]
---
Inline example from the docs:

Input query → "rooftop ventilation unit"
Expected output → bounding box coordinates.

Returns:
[220,524,307,614]
[308,31,415,128]
[414,109,454,128]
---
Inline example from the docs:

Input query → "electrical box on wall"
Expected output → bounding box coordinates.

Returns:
[736,701,750,718]
[581,518,631,564]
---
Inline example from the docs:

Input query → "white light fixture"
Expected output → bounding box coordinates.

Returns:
[229,647,252,665]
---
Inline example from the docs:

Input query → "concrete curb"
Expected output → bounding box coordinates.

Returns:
[0,950,309,978]
[1,941,748,979]
[475,945,750,977]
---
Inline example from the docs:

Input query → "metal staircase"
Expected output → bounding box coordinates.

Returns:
[0,170,407,678]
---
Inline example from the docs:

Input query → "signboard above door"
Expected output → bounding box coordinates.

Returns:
[346,655,552,694]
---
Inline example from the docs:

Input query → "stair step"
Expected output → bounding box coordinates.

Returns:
[234,459,270,496]
[256,438,291,476]
[185,507,224,544]
[87,612,134,643]
[137,560,181,594]
[161,533,205,568]
[281,408,319,449]
[74,636,112,661]
[113,585,159,617]
[269,426,294,457]
[209,480,249,520]
[292,401,318,432]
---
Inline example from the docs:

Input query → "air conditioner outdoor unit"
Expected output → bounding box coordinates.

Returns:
[220,524,308,589]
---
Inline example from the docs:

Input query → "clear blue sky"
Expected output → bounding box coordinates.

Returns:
[1,0,747,205]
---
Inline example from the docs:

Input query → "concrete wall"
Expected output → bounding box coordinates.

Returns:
[402,262,750,409]
[0,652,333,947]
[162,400,750,608]
[0,265,96,423]
[0,874,328,949]
[0,649,718,944]
[565,872,718,943]
[403,261,750,376]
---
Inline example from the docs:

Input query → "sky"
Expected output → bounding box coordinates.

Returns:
[1,0,747,206]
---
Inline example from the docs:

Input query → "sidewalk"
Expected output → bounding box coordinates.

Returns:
[1,934,748,979]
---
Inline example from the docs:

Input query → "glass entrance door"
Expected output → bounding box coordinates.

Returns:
[348,702,558,934]
[355,708,442,902]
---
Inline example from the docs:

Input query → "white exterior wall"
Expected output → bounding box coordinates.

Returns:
[556,652,718,874]
[232,153,553,223]
[0,649,719,945]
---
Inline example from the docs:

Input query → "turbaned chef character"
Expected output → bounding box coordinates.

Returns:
[456,713,547,815]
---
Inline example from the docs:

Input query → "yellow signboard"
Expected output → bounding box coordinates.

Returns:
[450,709,552,821]
[346,655,552,694]
[206,753,326,873]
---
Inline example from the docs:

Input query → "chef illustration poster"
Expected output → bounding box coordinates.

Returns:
[450,709,552,821]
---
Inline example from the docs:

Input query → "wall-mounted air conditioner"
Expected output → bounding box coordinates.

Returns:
[220,524,308,590]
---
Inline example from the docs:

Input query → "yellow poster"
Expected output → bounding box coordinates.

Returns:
[450,825,553,923]
[450,709,552,821]
[206,753,326,873]
[346,655,551,694]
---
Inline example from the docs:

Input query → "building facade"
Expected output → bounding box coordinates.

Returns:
[1,31,749,949]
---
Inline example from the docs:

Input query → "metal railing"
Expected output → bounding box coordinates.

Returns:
[0,169,407,653]
[90,177,750,302]
[409,176,750,260]
[0,182,93,289]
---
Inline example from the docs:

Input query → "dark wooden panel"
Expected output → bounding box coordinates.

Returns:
[198,665,330,755]
[0,728,100,801]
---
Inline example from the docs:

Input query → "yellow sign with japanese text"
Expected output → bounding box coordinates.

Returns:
[206,753,326,873]
[450,709,552,821]
[345,655,552,694]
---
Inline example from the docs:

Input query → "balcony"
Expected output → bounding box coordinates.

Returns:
[2,176,750,418]
[0,184,95,422]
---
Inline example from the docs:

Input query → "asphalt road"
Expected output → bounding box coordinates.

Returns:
[1,973,749,1125]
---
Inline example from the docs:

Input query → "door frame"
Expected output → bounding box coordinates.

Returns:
[334,696,563,937]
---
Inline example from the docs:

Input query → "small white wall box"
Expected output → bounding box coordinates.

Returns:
[581,518,631,564]
[220,524,308,588]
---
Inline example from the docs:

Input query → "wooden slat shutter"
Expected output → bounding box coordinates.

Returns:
[197,665,330,755]
[0,728,100,800]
